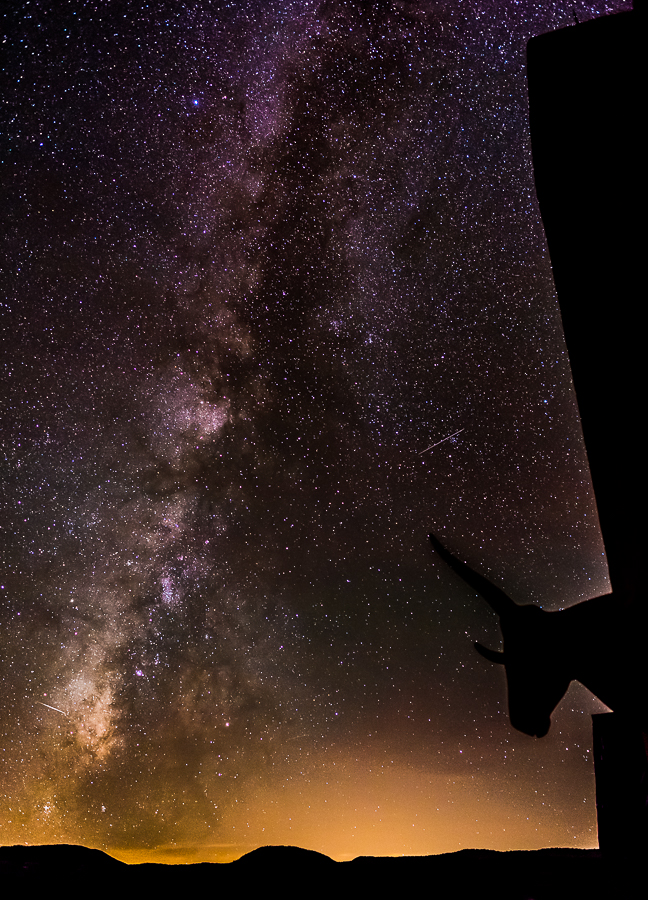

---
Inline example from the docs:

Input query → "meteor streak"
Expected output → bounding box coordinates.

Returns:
[419,428,465,454]
[36,701,68,716]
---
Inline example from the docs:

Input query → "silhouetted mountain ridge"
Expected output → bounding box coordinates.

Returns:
[1,842,635,898]
[0,842,126,871]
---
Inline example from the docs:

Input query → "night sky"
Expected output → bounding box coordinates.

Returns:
[1,0,630,864]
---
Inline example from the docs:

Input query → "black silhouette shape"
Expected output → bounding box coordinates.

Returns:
[428,533,647,740]
[526,11,641,611]
[525,9,646,854]
[0,842,624,899]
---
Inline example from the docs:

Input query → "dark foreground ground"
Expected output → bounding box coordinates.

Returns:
[0,843,641,899]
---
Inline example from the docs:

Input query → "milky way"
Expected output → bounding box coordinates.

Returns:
[1,1,628,862]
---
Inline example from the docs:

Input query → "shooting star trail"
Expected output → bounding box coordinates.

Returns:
[418,428,465,455]
[35,700,68,716]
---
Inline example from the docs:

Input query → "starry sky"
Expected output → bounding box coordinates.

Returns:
[1,0,631,864]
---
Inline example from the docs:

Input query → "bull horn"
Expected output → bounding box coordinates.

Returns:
[474,642,505,665]
[429,533,517,617]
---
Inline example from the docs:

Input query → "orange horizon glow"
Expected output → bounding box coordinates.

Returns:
[2,709,600,866]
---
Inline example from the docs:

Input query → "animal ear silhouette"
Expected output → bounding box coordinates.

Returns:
[474,642,505,665]
[428,534,517,617]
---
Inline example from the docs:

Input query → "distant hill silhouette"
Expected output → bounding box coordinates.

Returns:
[0,843,126,874]
[0,843,637,898]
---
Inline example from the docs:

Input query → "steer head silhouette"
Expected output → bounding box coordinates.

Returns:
[429,533,645,738]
